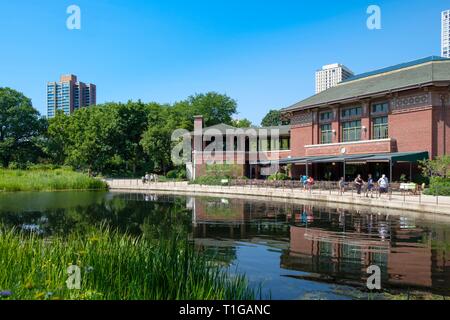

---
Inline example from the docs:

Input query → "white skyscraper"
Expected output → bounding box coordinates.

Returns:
[315,63,354,94]
[442,10,450,58]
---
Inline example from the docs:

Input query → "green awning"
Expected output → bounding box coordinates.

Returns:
[275,151,429,165]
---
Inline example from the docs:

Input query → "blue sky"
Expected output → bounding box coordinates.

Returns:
[0,0,447,124]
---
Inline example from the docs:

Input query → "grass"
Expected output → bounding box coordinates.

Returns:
[0,168,107,192]
[0,227,255,300]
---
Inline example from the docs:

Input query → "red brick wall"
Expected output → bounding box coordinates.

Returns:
[291,126,313,157]
[361,116,371,141]
[389,108,434,157]
[305,139,394,156]
[433,98,450,157]
[447,101,450,156]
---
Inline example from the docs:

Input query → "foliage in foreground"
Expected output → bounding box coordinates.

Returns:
[0,168,107,192]
[0,228,255,300]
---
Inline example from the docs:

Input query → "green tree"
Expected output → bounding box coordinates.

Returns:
[261,109,289,127]
[419,156,450,178]
[64,106,118,174]
[175,92,238,128]
[140,126,173,174]
[0,87,46,167]
[231,118,252,128]
[45,110,71,165]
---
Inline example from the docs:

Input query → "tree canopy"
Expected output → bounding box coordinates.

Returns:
[0,87,47,167]
[0,88,243,175]
[261,109,290,127]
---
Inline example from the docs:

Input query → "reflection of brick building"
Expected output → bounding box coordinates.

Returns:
[188,196,450,294]
[284,225,449,292]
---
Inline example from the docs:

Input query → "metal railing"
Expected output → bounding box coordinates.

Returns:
[226,179,449,207]
[106,178,449,207]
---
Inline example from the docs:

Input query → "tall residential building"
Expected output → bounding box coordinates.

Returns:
[47,74,96,118]
[315,63,354,94]
[442,10,450,58]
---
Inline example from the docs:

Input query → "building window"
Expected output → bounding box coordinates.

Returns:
[342,120,361,142]
[372,102,389,114]
[280,137,290,150]
[341,106,362,119]
[373,116,388,139]
[320,124,333,144]
[320,111,333,123]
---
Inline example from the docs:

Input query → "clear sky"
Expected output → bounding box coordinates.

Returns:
[0,0,448,124]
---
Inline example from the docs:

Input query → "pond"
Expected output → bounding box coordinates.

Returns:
[0,190,449,300]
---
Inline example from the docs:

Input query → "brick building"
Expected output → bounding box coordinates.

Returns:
[280,56,450,182]
[190,56,450,182]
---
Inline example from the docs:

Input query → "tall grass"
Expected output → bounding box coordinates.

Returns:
[0,168,107,192]
[0,227,255,300]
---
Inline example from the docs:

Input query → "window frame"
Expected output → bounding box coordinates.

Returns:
[320,123,333,144]
[371,102,389,115]
[341,106,362,120]
[372,116,389,140]
[341,120,362,142]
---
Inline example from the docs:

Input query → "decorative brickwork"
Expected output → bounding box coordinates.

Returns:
[291,111,313,127]
[392,93,431,112]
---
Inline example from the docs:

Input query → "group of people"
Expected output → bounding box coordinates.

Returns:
[300,175,315,191]
[339,174,390,197]
[142,172,158,184]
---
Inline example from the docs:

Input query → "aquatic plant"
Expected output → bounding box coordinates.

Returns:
[0,227,255,300]
[0,168,107,192]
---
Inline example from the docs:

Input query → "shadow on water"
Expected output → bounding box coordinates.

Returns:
[0,190,449,299]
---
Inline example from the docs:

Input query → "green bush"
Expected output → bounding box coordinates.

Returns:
[423,177,450,196]
[205,164,241,179]
[189,176,229,186]
[268,172,289,181]
[166,167,187,180]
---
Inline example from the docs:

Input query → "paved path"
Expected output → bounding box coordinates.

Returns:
[105,179,450,216]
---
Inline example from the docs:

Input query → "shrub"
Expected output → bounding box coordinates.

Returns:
[423,177,450,196]
[166,167,187,180]
[189,176,229,186]
[205,164,241,179]
[268,172,289,181]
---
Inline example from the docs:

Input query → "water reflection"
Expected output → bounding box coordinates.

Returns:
[0,191,449,298]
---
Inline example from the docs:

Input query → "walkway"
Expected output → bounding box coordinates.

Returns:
[105,179,450,216]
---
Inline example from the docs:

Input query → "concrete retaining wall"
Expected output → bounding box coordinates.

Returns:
[106,179,450,216]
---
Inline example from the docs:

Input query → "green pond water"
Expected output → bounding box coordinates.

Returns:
[0,190,449,300]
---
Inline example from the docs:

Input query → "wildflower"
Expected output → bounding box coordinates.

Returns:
[34,292,46,300]
[0,291,12,298]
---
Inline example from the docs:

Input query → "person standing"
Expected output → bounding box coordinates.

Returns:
[301,175,308,191]
[378,174,388,197]
[366,174,375,198]
[307,176,315,192]
[338,177,345,195]
[354,174,364,195]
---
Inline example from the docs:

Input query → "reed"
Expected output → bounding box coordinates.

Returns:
[0,168,107,192]
[0,227,255,300]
